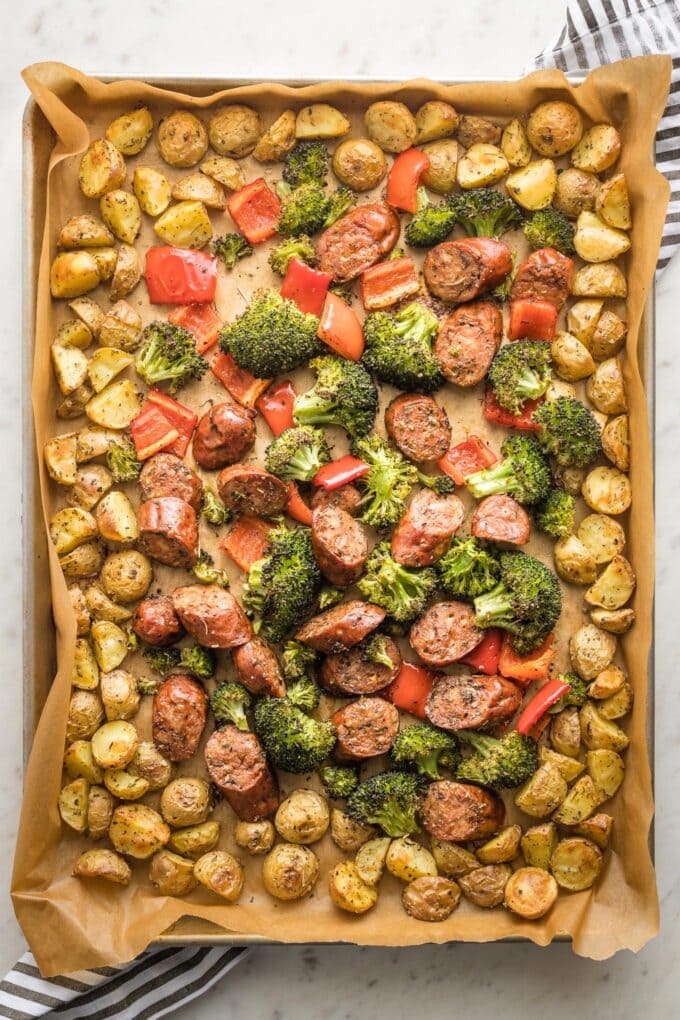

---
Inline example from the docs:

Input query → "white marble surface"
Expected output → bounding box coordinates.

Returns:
[1,1,679,1016]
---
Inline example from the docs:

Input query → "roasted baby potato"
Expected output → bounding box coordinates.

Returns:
[86,379,141,430]
[79,139,126,199]
[329,861,378,914]
[590,607,635,634]
[55,318,94,349]
[586,748,626,799]
[59,540,104,580]
[575,813,614,851]
[566,299,604,347]
[91,619,130,672]
[580,704,629,753]
[234,820,275,855]
[577,513,626,565]
[415,101,459,144]
[133,166,172,217]
[554,167,599,219]
[539,746,585,783]
[552,775,600,826]
[275,789,329,844]
[58,213,114,250]
[69,585,91,636]
[50,506,98,555]
[59,777,89,833]
[553,534,597,585]
[158,111,208,167]
[457,143,509,189]
[169,821,221,860]
[457,115,500,147]
[585,555,635,610]
[586,357,627,414]
[76,424,116,463]
[129,741,174,792]
[85,584,133,624]
[591,310,627,359]
[477,825,522,865]
[571,261,627,298]
[330,808,374,851]
[160,777,212,828]
[57,382,95,420]
[402,876,461,922]
[209,105,262,157]
[506,159,557,210]
[458,864,511,908]
[527,101,583,157]
[551,331,596,382]
[430,839,479,877]
[194,850,244,900]
[74,848,131,886]
[69,296,105,339]
[596,172,631,230]
[50,251,101,299]
[505,866,558,918]
[582,466,632,516]
[110,245,142,301]
[66,689,104,743]
[103,768,149,801]
[87,347,133,394]
[91,246,118,282]
[570,624,617,680]
[546,380,577,403]
[99,190,142,244]
[365,101,417,152]
[355,836,391,885]
[92,719,139,769]
[149,849,197,896]
[574,211,630,263]
[101,669,141,721]
[87,784,115,840]
[520,822,558,871]
[420,140,460,194]
[200,156,246,190]
[100,550,153,603]
[172,172,227,210]
[550,707,582,758]
[110,804,170,859]
[252,110,297,162]
[45,433,78,485]
[572,124,621,173]
[501,118,531,168]
[550,837,603,891]
[72,637,99,691]
[385,838,437,882]
[154,200,212,248]
[95,490,138,546]
[332,138,388,192]
[598,681,634,720]
[515,762,568,818]
[99,300,143,351]
[588,663,626,699]
[105,106,154,156]
[296,103,350,140]
[263,843,319,900]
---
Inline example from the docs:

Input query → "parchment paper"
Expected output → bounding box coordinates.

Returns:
[14,58,668,974]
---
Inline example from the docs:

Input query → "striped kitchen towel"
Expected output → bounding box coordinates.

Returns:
[529,0,680,273]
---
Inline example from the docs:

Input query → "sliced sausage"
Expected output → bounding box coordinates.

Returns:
[385,394,452,463]
[425,673,523,731]
[152,674,207,762]
[139,453,203,511]
[217,465,289,517]
[319,637,401,695]
[471,494,531,546]
[132,595,184,647]
[510,247,574,309]
[192,402,256,470]
[312,483,362,517]
[311,506,367,587]
[295,600,386,654]
[332,697,400,761]
[434,301,503,387]
[138,497,198,568]
[420,780,505,842]
[316,203,401,282]
[391,490,464,567]
[423,238,513,304]
[409,601,485,668]
[172,584,252,649]
[232,636,286,698]
[205,726,279,821]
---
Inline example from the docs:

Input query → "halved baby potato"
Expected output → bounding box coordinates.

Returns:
[355,836,391,885]
[571,124,621,173]
[79,139,126,199]
[570,624,617,680]
[420,140,459,194]
[75,425,121,463]
[504,867,558,919]
[110,245,142,301]
[87,347,133,394]
[598,681,633,721]
[585,554,635,610]
[364,101,416,152]
[539,746,585,783]
[328,860,378,914]
[252,110,297,162]
[385,838,437,882]
[596,172,631,230]
[577,513,626,565]
[554,167,599,219]
[566,299,603,348]
[590,607,635,634]
[99,301,143,351]
[59,777,90,833]
[74,848,132,886]
[501,118,531,168]
[86,379,141,429]
[506,159,556,210]
[582,466,632,516]
[601,415,630,472]
[106,106,154,156]
[69,296,105,339]
[415,101,459,144]
[297,103,351,140]
[85,584,133,624]
[99,190,142,244]
[50,251,101,299]
[90,619,130,673]
[550,837,602,891]
[515,762,567,818]
[110,804,171,859]
[527,101,583,157]
[553,534,597,585]
[580,703,629,753]
[457,143,509,189]
[104,769,149,801]
[154,201,212,248]
[50,506,97,556]
[575,813,613,851]
[477,825,522,865]
[588,663,626,699]
[45,433,78,485]
[574,211,630,263]
[92,719,139,769]
[91,247,118,282]
[586,748,625,798]
[55,318,93,350]
[52,345,89,395]
[194,850,244,901]
[552,775,600,826]
[96,490,138,546]
[551,331,596,382]
[571,261,627,298]
[172,172,227,210]
[520,822,558,871]
[133,166,172,217]
[209,105,261,157]
[591,309,627,360]
[58,214,114,249]
[64,739,103,784]
[59,540,104,580]
[200,155,246,190]
[158,111,208,167]
[586,357,627,414]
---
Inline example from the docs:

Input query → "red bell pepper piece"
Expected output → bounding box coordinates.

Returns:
[220,516,272,572]
[516,675,571,736]
[146,390,198,459]
[459,629,503,675]
[130,405,180,461]
[483,388,543,431]
[383,662,435,719]
[360,257,420,311]
[499,632,556,688]
[211,351,271,408]
[281,258,332,316]
[285,482,313,526]
[508,299,558,342]
[144,247,217,305]
[318,292,365,360]
[227,178,281,244]
[255,380,296,436]
[168,303,222,354]
[386,148,431,213]
[313,455,370,491]
[438,436,497,485]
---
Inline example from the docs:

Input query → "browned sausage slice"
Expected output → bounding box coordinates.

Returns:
[132,595,184,647]
[205,726,279,821]
[332,697,400,761]
[425,673,522,731]
[391,490,464,567]
[138,497,198,568]
[217,465,289,517]
[419,780,505,841]
[232,636,286,698]
[385,394,452,463]
[320,637,401,695]
[510,247,574,309]
[192,403,256,470]
[311,483,362,517]
[409,601,485,668]
[152,674,207,762]
[316,203,401,282]
[423,238,513,304]
[139,453,203,511]
[434,301,503,388]
[311,506,367,587]
[172,584,252,648]
[471,494,531,546]
[295,600,386,653]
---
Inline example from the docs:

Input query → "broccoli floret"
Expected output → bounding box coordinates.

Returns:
[457,730,538,789]
[465,434,552,506]
[220,290,321,377]
[363,302,444,395]
[192,550,230,589]
[142,647,181,676]
[278,182,331,236]
[533,396,602,468]
[283,140,329,188]
[491,250,517,301]
[126,628,139,652]
[318,585,345,609]
[319,765,359,800]
[324,186,356,226]
[548,673,590,713]
[449,187,524,238]
[535,489,576,538]
[213,232,253,269]
[210,681,252,731]
[436,536,501,599]
[352,434,418,530]
[242,526,322,643]
[390,723,461,780]
[202,487,230,526]
[404,187,457,247]
[268,235,316,276]
[180,644,216,680]
[416,470,456,495]
[282,640,318,682]
[136,675,160,695]
[361,634,394,669]
[523,210,575,256]
[254,696,336,773]
[293,355,378,441]
[358,541,437,622]
[135,322,209,394]
[286,674,321,713]
[264,426,331,483]
[330,280,355,304]
[346,771,425,837]
[473,550,562,654]
[487,340,552,415]
[106,437,141,483]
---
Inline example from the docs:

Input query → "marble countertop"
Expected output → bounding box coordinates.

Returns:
[2,1,678,1016]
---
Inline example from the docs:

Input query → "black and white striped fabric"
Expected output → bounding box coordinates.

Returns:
[529,0,680,273]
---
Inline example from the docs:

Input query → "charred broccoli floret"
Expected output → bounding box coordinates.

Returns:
[264,426,332,483]
[346,771,425,837]
[220,289,321,377]
[318,585,344,609]
[268,235,316,276]
[283,140,329,188]
[523,209,575,256]
[202,487,230,526]
[487,340,552,415]
[136,675,160,695]
[278,182,331,236]
[319,765,359,800]
[361,634,394,669]
[417,470,456,496]
[106,436,141,483]
[535,488,576,538]
[352,434,418,530]
[254,696,336,773]
[282,640,318,682]
[142,647,181,676]
[457,730,538,789]
[324,186,356,226]
[358,541,437,622]
[192,550,230,588]
[363,302,444,394]
[286,674,321,713]
[436,536,501,599]
[449,187,523,238]
[242,526,322,643]
[404,187,457,247]
[465,434,552,506]
[390,723,460,780]
[473,550,562,654]
[293,355,378,441]
[210,681,252,731]
[548,673,590,713]
[213,232,253,269]
[135,322,209,394]
[533,396,602,468]
[142,643,215,680]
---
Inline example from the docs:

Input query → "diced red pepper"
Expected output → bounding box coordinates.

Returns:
[383,662,435,719]
[360,257,420,311]
[220,516,272,572]
[313,455,370,491]
[483,388,543,431]
[285,482,313,525]
[168,303,222,354]
[227,178,281,244]
[144,247,217,305]
[146,390,198,459]
[130,404,180,461]
[526,715,553,742]
[508,299,558,342]
[318,292,365,360]
[459,629,503,675]
[386,148,431,213]
[211,351,271,408]
[255,380,296,436]
[516,675,571,736]
[281,258,333,316]
[438,435,497,485]
[499,632,556,688]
